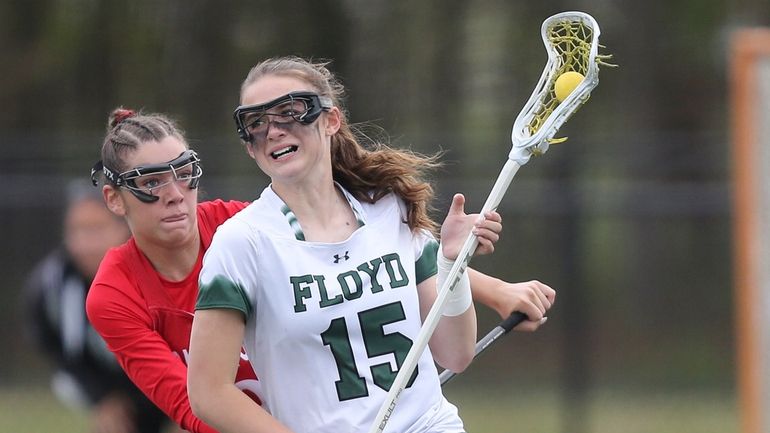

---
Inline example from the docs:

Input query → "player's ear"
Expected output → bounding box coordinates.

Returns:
[323,107,341,136]
[103,185,127,217]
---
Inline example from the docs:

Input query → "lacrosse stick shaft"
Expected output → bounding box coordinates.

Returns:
[439,311,527,385]
[368,159,522,433]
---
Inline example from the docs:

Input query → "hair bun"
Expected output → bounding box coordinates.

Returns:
[109,107,136,130]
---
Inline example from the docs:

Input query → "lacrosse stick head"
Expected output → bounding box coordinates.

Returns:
[510,11,608,164]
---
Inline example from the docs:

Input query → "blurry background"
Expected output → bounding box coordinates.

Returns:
[2,0,768,432]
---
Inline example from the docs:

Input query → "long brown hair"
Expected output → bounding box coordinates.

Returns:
[240,56,442,234]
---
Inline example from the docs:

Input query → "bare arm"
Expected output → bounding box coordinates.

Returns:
[468,269,556,331]
[418,193,505,372]
[188,308,293,433]
[440,192,556,330]
[417,276,477,372]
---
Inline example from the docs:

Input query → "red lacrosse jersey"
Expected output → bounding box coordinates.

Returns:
[86,200,257,433]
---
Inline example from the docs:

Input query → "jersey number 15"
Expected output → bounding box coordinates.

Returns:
[321,301,418,401]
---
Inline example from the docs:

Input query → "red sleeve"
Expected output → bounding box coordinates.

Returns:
[86,251,217,433]
[197,200,249,247]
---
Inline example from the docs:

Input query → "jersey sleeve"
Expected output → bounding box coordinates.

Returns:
[197,220,256,320]
[389,193,439,284]
[413,228,439,285]
[86,253,217,433]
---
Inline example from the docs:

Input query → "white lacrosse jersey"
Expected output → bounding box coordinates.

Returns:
[198,184,465,433]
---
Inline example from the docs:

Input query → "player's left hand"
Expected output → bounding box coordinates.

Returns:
[489,279,556,331]
[440,193,502,260]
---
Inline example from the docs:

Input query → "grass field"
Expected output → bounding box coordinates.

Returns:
[446,386,738,433]
[0,385,737,433]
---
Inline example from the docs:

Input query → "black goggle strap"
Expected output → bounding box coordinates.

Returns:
[90,150,202,203]
[90,160,123,187]
[233,91,333,142]
[91,159,156,202]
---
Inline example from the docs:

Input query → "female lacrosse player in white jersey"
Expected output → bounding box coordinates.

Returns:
[188,56,535,433]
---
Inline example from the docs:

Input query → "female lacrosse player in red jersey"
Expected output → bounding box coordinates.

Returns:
[86,109,259,433]
[188,56,555,433]
[87,106,554,433]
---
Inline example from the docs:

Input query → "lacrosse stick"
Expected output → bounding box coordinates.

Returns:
[439,311,527,385]
[369,11,614,433]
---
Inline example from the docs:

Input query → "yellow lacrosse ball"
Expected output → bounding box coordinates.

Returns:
[554,71,585,102]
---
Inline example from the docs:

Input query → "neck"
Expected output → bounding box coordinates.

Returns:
[272,181,357,242]
[135,230,201,282]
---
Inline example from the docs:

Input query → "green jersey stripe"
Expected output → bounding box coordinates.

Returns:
[415,239,439,284]
[197,275,252,318]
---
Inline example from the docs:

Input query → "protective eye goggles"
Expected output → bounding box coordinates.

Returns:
[233,91,333,142]
[90,150,203,203]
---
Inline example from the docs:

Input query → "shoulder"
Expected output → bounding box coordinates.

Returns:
[207,215,256,253]
[361,191,404,222]
[200,216,261,292]
[220,191,286,236]
[87,245,133,305]
[85,243,148,328]
[202,201,269,271]
[197,200,250,247]
[198,199,249,224]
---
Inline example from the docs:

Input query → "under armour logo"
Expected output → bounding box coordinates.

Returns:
[333,251,350,263]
